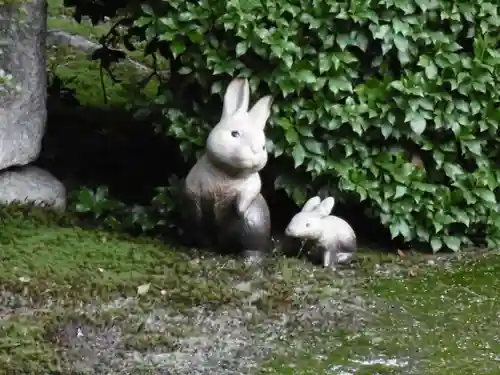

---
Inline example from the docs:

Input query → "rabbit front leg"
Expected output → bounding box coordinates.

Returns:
[236,174,262,215]
[323,248,338,270]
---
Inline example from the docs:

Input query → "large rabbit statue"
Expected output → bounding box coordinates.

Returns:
[183,77,273,264]
[285,196,357,268]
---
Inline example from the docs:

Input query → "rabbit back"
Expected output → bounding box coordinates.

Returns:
[319,216,356,246]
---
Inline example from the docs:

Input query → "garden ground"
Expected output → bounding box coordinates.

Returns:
[2,206,500,374]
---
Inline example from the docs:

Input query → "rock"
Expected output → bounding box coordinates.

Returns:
[0,166,66,210]
[0,2,66,211]
[0,0,48,169]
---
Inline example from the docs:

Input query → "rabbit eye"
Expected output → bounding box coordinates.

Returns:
[305,223,310,227]
[231,130,240,138]
[262,145,266,151]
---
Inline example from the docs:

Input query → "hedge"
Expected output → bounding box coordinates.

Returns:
[67,0,500,252]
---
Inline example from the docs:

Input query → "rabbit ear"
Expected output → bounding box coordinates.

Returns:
[222,78,250,120]
[315,197,335,217]
[248,95,273,130]
[301,196,321,212]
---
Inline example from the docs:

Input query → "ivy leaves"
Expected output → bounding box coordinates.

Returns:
[122,0,500,253]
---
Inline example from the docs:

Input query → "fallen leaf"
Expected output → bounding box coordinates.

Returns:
[137,283,150,295]
[408,267,418,277]
[397,249,408,257]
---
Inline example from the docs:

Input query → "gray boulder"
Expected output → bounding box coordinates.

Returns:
[0,0,47,169]
[0,0,66,210]
[0,166,66,210]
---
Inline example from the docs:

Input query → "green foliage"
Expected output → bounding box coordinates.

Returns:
[46,44,159,107]
[70,177,185,236]
[67,0,500,252]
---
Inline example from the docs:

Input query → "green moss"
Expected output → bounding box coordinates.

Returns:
[122,332,181,352]
[47,44,159,107]
[48,16,109,43]
[0,319,61,373]
[47,0,167,108]
[365,254,500,375]
[47,0,75,18]
[2,223,226,306]
[259,252,500,374]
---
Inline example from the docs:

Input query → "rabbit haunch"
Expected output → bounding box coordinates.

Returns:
[183,77,273,261]
[285,196,357,267]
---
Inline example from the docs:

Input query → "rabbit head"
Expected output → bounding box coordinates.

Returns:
[206,78,273,175]
[285,196,335,240]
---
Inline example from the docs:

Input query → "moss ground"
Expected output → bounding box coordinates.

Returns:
[260,251,500,375]
[2,206,500,374]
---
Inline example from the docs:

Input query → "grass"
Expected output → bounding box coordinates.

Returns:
[2,205,500,374]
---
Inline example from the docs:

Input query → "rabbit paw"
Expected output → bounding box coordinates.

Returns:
[236,177,261,215]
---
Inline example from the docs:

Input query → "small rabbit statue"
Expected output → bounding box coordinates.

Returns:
[285,196,357,268]
[183,77,273,264]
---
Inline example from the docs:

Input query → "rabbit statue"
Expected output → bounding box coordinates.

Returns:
[183,77,273,264]
[285,196,357,268]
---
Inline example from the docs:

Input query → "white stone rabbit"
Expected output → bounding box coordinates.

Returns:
[285,196,357,268]
[183,77,273,263]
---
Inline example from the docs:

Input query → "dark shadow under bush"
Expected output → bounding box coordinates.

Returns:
[37,95,400,254]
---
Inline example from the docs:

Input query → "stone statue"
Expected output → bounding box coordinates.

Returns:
[184,77,273,263]
[285,196,357,268]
